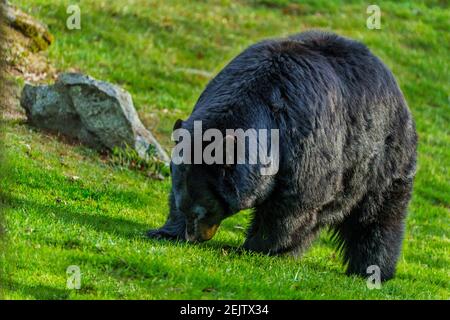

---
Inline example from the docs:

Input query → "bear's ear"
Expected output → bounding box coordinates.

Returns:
[269,87,287,113]
[173,119,184,131]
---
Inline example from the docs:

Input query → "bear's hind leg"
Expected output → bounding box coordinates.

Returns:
[333,178,413,281]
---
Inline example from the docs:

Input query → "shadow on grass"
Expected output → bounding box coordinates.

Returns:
[6,195,149,240]
[4,280,70,300]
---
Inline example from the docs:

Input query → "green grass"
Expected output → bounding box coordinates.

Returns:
[1,0,449,299]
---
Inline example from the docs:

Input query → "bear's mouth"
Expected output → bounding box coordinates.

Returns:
[185,221,220,242]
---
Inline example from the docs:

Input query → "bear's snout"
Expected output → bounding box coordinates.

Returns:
[185,221,219,243]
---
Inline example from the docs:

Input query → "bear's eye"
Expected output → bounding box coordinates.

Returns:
[192,205,207,218]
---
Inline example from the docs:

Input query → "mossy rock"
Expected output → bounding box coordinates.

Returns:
[3,2,54,52]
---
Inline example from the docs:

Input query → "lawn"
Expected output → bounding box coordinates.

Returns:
[0,0,449,299]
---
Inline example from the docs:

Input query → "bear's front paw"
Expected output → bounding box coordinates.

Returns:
[146,228,184,241]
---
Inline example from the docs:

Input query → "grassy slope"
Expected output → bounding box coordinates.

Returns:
[1,0,449,299]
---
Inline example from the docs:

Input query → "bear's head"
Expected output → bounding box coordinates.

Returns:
[170,119,277,242]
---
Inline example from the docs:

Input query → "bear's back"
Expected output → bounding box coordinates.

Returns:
[195,30,406,126]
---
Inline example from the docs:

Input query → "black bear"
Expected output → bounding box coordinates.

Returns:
[147,30,417,281]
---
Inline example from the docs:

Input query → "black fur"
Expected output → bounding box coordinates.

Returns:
[147,31,417,281]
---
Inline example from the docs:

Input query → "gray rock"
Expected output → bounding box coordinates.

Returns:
[20,73,169,163]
